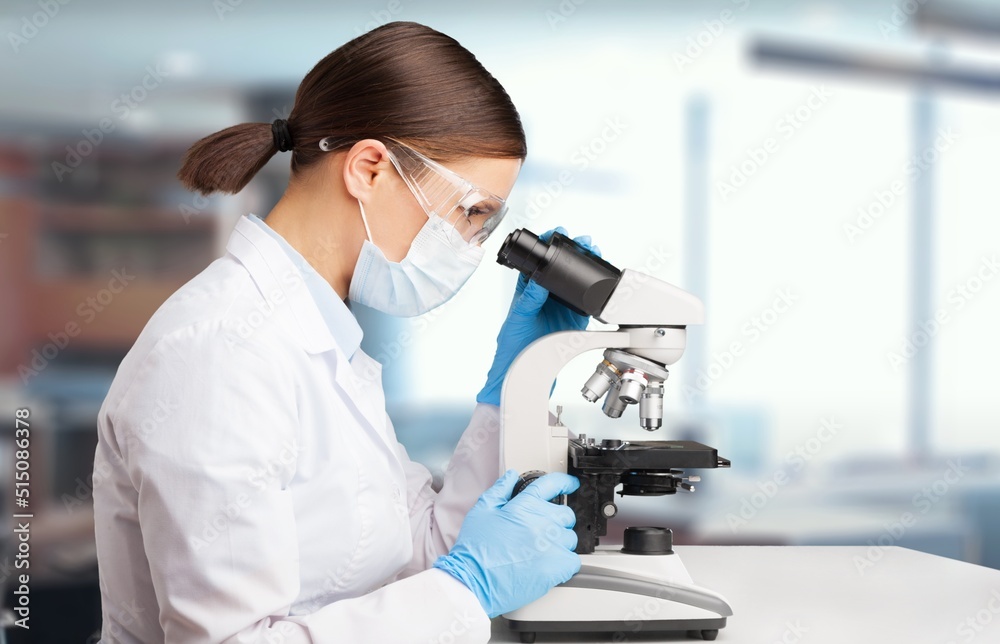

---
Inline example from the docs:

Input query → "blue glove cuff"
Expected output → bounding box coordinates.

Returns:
[433,552,496,617]
[476,383,501,407]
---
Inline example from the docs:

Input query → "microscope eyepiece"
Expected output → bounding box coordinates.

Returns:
[496,228,623,318]
[496,229,549,275]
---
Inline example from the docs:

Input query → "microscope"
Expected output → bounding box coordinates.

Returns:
[495,229,733,642]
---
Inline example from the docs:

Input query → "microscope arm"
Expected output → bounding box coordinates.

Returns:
[499,326,690,475]
[492,230,705,475]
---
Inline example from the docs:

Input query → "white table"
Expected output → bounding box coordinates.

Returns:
[489,546,1000,643]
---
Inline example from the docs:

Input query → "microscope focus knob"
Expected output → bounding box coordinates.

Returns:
[512,470,565,505]
[621,526,674,556]
[512,470,546,498]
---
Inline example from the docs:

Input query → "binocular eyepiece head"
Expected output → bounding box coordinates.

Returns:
[496,228,622,318]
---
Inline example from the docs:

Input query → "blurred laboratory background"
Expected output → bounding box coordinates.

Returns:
[1,0,998,641]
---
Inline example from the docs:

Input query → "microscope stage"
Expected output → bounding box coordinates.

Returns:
[570,438,731,471]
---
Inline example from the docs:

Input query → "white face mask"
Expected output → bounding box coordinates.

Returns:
[348,200,485,317]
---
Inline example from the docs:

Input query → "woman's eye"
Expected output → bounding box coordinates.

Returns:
[466,205,495,218]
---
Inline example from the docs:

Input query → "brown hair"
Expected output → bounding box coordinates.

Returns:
[178,21,526,196]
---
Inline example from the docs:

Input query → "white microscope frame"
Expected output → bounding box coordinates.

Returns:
[500,268,705,475]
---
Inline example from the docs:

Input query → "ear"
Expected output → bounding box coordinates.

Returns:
[342,139,392,201]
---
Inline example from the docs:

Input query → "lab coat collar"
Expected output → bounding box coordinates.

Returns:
[226,214,362,357]
[245,213,364,359]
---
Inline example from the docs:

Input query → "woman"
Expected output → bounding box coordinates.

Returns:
[92,21,600,643]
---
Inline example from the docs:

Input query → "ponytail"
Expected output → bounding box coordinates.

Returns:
[177,122,280,196]
[177,21,526,196]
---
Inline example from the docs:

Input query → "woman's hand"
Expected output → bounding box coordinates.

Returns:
[432,469,581,617]
[476,227,602,406]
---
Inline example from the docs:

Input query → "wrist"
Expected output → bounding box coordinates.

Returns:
[432,553,491,615]
[475,390,500,407]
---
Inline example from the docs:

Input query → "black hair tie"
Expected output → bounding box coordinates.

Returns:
[271,119,293,152]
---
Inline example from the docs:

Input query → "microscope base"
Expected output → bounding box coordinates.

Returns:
[503,547,732,642]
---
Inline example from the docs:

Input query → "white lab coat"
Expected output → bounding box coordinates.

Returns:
[92,214,502,643]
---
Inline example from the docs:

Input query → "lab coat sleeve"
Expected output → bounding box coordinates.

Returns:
[390,402,503,578]
[113,321,489,644]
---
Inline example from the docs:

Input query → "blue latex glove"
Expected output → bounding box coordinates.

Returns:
[476,227,602,406]
[433,470,581,618]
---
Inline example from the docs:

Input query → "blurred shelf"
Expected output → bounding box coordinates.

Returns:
[31,280,192,345]
[39,203,216,233]
[0,136,230,372]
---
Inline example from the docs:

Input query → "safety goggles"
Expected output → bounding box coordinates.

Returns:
[319,136,509,246]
